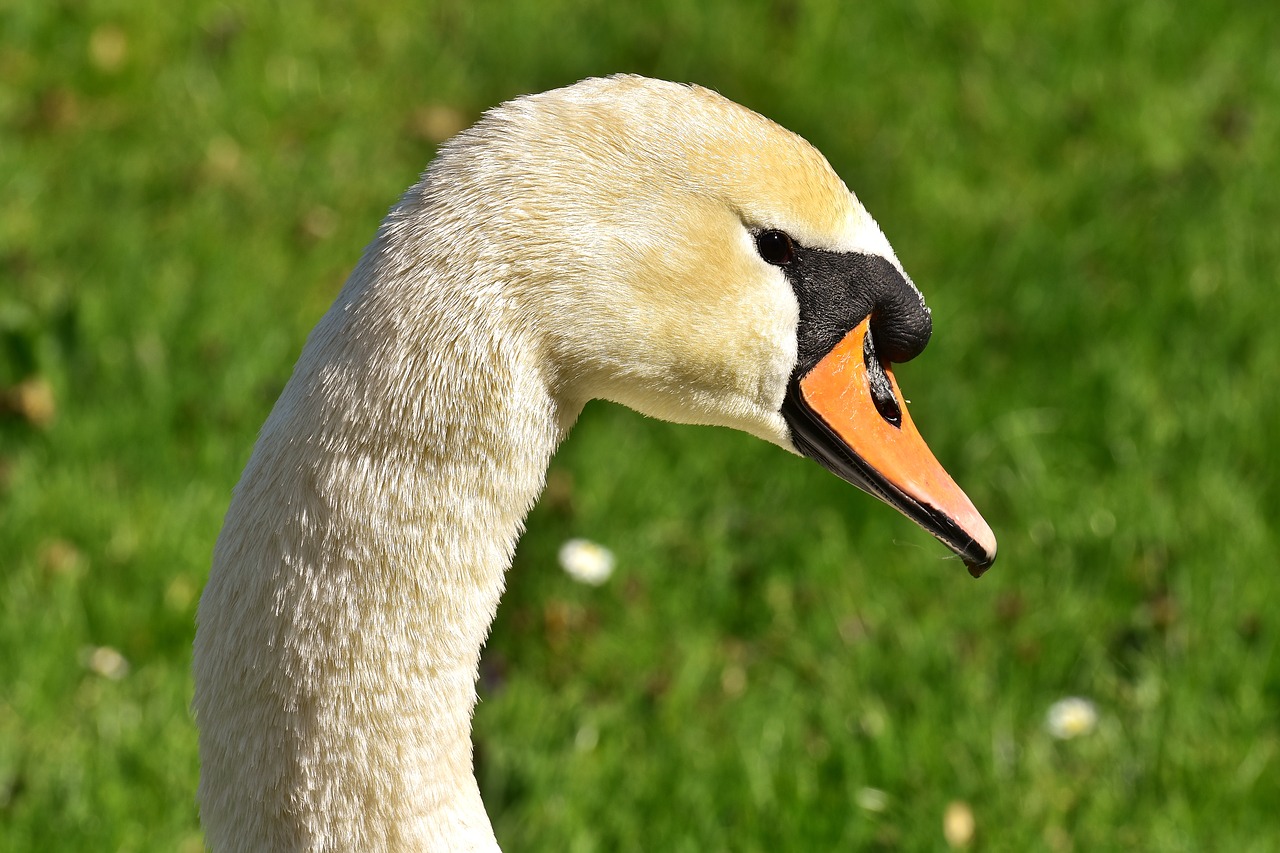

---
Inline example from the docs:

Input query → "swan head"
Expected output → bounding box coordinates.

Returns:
[405,75,995,573]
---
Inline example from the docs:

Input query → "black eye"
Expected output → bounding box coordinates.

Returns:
[755,229,795,266]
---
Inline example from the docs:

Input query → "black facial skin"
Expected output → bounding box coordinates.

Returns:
[752,227,930,379]
[756,229,995,575]
[774,239,932,376]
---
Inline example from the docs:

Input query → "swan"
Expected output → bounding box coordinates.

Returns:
[193,74,996,852]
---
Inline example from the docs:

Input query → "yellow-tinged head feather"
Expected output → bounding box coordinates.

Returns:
[383,75,903,448]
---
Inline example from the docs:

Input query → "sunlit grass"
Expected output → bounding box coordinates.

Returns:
[2,1,1278,849]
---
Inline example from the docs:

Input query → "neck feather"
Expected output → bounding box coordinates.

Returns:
[194,248,565,851]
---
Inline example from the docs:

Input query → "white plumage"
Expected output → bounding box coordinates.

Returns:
[194,75,990,851]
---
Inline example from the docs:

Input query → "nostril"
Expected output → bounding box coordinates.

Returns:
[863,331,902,428]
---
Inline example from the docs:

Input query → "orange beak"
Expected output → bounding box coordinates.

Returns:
[785,318,997,576]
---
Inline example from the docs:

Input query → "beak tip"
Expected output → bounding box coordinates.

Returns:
[964,543,997,578]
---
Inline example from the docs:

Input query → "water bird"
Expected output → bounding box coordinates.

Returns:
[194,75,996,851]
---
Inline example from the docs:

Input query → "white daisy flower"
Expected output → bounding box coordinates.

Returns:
[1045,696,1098,739]
[558,538,614,586]
[82,646,130,680]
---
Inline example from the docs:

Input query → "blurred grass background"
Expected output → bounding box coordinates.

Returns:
[2,0,1278,849]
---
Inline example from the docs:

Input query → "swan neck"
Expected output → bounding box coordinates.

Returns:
[194,263,564,851]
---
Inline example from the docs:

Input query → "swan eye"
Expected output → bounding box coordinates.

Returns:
[755,229,795,266]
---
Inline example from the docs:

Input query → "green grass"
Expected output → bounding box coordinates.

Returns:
[3,0,1278,849]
